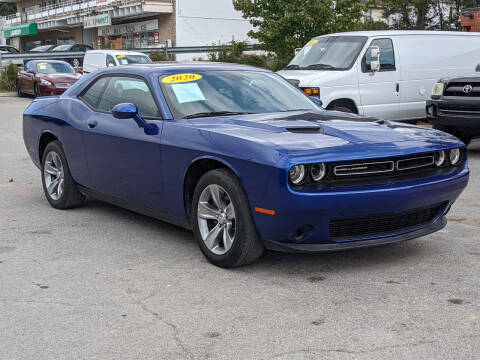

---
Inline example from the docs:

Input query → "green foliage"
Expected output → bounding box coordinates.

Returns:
[208,41,274,69]
[233,0,365,68]
[149,51,168,62]
[0,63,18,92]
[381,0,479,30]
[0,3,16,17]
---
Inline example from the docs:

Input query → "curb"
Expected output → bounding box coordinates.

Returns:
[0,92,17,97]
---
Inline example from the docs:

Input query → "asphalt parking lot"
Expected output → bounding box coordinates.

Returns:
[1,96,479,360]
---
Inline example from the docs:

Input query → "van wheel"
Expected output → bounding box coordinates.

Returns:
[191,169,264,268]
[327,101,356,114]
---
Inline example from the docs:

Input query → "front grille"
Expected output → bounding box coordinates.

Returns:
[334,161,394,176]
[329,202,447,240]
[396,156,434,170]
[444,82,480,97]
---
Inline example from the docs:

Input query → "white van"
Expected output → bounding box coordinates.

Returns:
[83,50,151,73]
[278,30,480,121]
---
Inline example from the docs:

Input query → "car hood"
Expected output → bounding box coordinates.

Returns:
[187,111,464,162]
[276,69,351,87]
[38,73,81,83]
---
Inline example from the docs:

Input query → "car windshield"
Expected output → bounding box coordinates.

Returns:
[116,54,151,65]
[159,71,319,119]
[36,62,75,74]
[52,44,73,51]
[286,36,368,70]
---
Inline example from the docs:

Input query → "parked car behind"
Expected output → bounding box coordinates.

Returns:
[51,44,93,67]
[278,30,480,122]
[0,45,23,67]
[17,60,81,97]
[82,50,151,73]
[29,45,55,52]
[426,72,480,145]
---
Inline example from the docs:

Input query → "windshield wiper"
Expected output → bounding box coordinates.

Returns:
[184,111,252,119]
[306,63,342,70]
[284,64,300,70]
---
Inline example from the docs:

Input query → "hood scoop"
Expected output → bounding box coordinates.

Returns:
[286,127,324,134]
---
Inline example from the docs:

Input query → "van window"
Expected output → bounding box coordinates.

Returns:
[363,38,396,72]
[97,76,160,119]
[106,55,116,67]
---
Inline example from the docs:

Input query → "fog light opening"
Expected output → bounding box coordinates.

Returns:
[427,105,434,116]
[293,226,309,242]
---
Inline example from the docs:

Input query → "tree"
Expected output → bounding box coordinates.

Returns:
[233,0,365,69]
[0,3,16,17]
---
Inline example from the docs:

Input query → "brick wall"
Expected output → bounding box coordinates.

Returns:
[460,10,480,32]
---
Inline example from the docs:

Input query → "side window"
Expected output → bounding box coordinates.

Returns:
[26,61,35,71]
[81,77,110,109]
[363,38,396,72]
[106,55,116,67]
[97,76,161,119]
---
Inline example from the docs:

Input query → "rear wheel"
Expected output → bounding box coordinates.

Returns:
[16,81,24,97]
[41,141,85,209]
[34,83,40,97]
[191,169,264,268]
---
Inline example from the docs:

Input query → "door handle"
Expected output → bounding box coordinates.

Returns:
[396,83,400,92]
[88,119,98,128]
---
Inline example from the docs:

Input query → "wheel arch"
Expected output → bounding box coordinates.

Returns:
[183,156,242,221]
[326,98,359,114]
[38,131,59,164]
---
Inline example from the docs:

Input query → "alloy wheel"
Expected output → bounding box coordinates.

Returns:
[197,184,236,255]
[43,151,64,201]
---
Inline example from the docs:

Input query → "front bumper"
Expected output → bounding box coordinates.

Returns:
[427,98,480,129]
[264,217,446,252]
[253,164,468,251]
[39,84,70,96]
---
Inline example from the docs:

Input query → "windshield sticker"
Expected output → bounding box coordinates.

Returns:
[306,39,319,47]
[172,83,205,104]
[117,55,126,58]
[120,59,128,65]
[37,62,48,66]
[162,73,202,84]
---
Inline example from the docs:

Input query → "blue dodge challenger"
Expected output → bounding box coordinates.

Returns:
[23,63,469,267]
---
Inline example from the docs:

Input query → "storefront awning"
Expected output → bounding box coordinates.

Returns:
[3,23,38,39]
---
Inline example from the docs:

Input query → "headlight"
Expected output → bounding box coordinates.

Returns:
[431,82,444,97]
[310,163,327,182]
[40,79,53,87]
[434,151,446,167]
[289,165,306,185]
[449,148,461,165]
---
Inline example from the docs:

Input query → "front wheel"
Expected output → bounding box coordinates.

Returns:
[191,169,264,268]
[34,83,40,97]
[41,141,85,209]
[16,81,24,97]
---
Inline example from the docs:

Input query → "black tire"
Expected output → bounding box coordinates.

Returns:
[328,103,355,113]
[191,169,264,268]
[34,83,40,98]
[72,58,81,68]
[434,125,472,145]
[41,141,85,209]
[16,81,24,97]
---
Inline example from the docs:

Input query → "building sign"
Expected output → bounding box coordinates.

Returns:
[3,23,38,39]
[83,14,112,29]
[99,19,158,36]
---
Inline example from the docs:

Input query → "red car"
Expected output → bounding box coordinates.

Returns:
[17,60,81,97]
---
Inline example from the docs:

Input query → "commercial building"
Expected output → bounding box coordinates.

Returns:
[0,0,253,58]
[460,8,480,32]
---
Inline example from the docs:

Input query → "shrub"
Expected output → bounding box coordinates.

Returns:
[149,51,168,62]
[0,63,18,92]
[208,40,276,70]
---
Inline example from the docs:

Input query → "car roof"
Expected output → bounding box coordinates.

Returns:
[313,30,480,38]
[86,49,147,56]
[95,62,271,76]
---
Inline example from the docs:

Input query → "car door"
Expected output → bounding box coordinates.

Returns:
[357,38,401,120]
[80,75,165,210]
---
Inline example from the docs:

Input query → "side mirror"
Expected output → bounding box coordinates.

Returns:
[294,48,302,56]
[112,103,138,119]
[371,47,380,58]
[112,103,159,135]
[370,60,380,72]
[476,64,480,72]
[310,97,323,107]
[107,63,115,67]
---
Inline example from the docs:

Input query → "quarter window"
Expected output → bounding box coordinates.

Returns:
[81,77,109,109]
[363,38,396,72]
[106,55,116,67]
[97,77,160,119]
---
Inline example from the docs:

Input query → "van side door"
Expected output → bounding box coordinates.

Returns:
[357,38,401,120]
